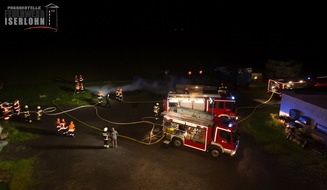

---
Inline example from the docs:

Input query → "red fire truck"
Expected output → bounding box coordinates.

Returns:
[267,78,307,97]
[163,92,237,119]
[162,106,240,157]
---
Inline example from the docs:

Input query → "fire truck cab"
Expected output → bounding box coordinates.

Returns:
[162,106,240,157]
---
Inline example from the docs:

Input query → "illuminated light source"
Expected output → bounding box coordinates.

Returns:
[228,123,233,128]
[188,71,192,75]
[209,97,214,104]
[231,96,235,100]
[199,70,203,74]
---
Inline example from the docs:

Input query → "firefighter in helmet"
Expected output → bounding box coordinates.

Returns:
[98,90,103,104]
[58,118,67,133]
[66,121,75,137]
[118,88,123,102]
[79,74,84,93]
[75,81,80,94]
[153,102,160,120]
[56,118,61,129]
[79,74,84,83]
[2,102,13,120]
[74,75,79,84]
[24,105,32,123]
[13,100,21,115]
[115,88,120,100]
[36,106,43,121]
[80,82,85,93]
[102,127,110,148]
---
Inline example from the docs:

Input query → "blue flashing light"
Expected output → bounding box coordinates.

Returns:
[231,96,235,100]
[228,123,233,128]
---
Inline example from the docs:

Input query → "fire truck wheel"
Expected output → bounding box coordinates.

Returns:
[210,147,222,158]
[173,138,183,147]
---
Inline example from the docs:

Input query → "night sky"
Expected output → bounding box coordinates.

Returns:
[1,1,326,79]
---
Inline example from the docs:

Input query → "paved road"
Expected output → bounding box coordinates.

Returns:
[1,97,325,190]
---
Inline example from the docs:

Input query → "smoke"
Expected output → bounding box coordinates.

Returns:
[86,75,192,96]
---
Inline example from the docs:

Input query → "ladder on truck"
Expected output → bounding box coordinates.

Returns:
[166,106,214,127]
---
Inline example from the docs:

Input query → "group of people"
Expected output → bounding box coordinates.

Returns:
[74,74,85,94]
[102,127,118,148]
[0,100,43,123]
[97,90,111,108]
[23,105,43,123]
[56,118,76,137]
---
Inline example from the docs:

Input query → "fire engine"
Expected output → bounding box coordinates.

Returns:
[267,78,307,97]
[163,92,237,119]
[162,106,240,157]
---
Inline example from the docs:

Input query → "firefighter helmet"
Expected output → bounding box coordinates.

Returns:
[37,106,41,109]
[156,103,159,106]
[25,105,28,109]
[104,127,108,132]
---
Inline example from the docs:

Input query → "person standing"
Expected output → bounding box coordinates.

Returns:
[79,74,85,93]
[153,102,160,120]
[58,118,67,134]
[111,127,118,148]
[36,106,43,121]
[56,118,61,129]
[13,100,21,115]
[98,90,103,104]
[24,105,32,123]
[75,82,80,94]
[105,93,111,108]
[102,127,110,148]
[66,121,75,137]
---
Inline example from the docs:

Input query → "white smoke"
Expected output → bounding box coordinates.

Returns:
[86,75,191,95]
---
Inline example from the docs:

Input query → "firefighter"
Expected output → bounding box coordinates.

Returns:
[65,121,75,137]
[24,105,32,123]
[79,74,84,93]
[184,87,189,94]
[74,75,79,84]
[79,74,84,83]
[98,90,103,104]
[153,102,160,120]
[118,88,123,102]
[56,118,61,129]
[36,106,43,121]
[58,118,67,134]
[102,127,110,148]
[75,81,80,94]
[115,88,119,100]
[105,93,111,108]
[79,82,85,93]
[2,102,13,120]
[13,100,21,115]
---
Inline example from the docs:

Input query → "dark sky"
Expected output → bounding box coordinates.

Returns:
[1,1,326,76]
